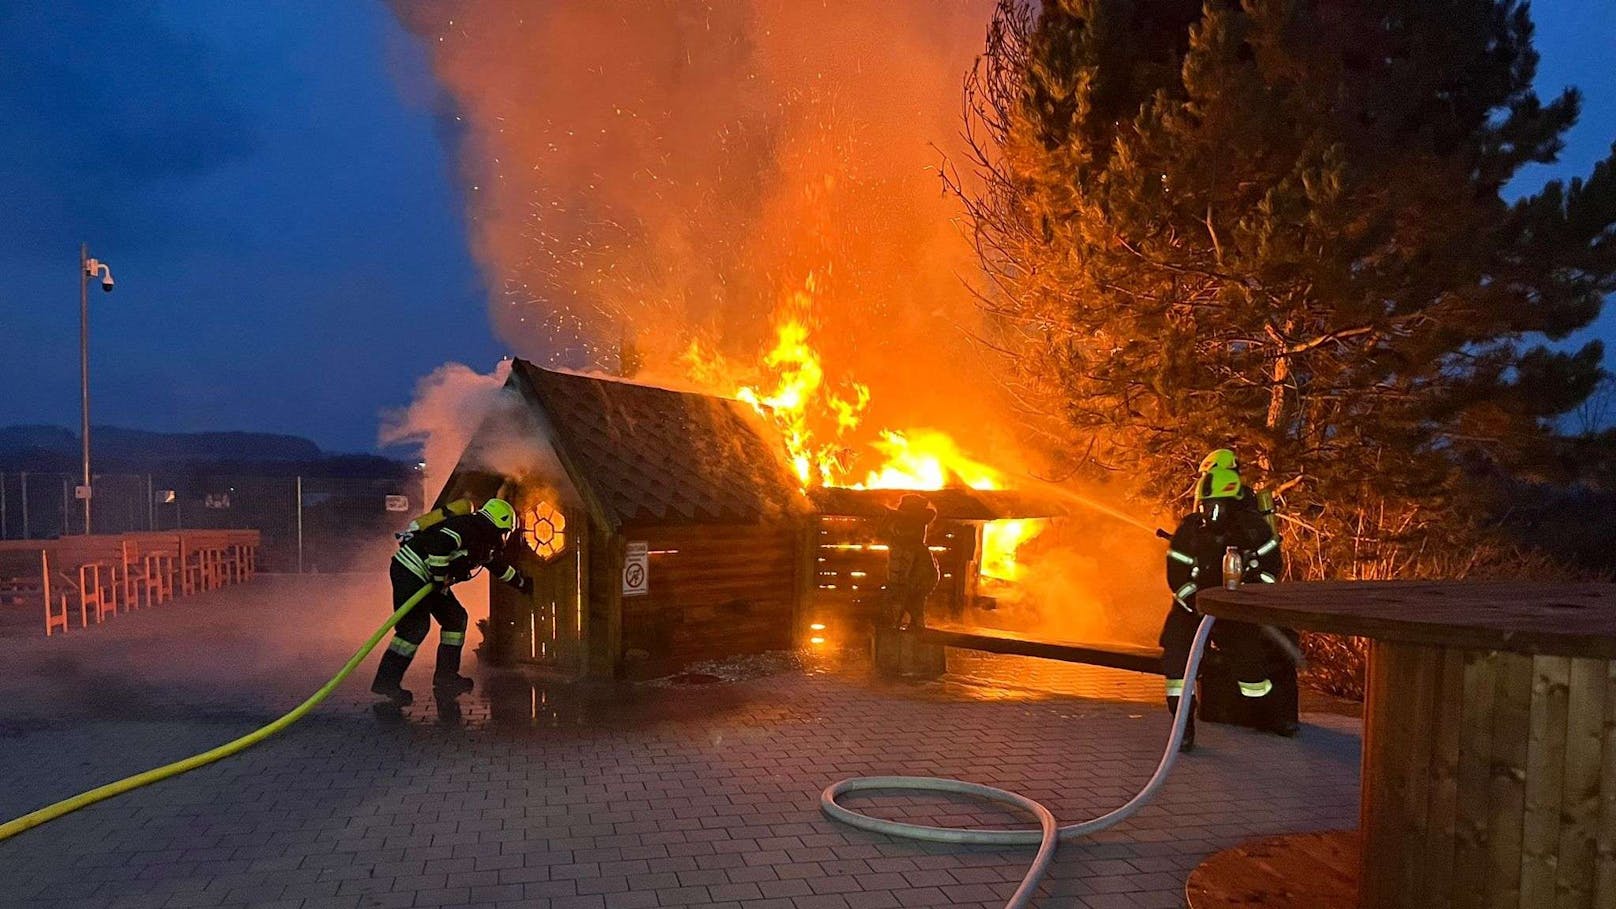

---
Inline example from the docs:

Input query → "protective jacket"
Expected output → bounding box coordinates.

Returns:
[1164,500,1282,611]
[394,513,528,588]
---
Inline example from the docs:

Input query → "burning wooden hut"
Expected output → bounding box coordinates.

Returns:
[439,359,809,679]
[440,358,1059,679]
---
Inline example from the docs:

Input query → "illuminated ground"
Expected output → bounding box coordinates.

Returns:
[0,575,1360,908]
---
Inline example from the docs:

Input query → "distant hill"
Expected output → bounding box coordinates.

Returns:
[0,425,322,462]
[0,425,405,476]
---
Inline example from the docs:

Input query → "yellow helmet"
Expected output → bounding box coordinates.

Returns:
[479,498,517,532]
[1199,448,1239,474]
[1196,467,1244,503]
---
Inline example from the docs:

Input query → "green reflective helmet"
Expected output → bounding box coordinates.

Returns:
[1196,467,1244,503]
[1199,448,1239,474]
[479,498,517,532]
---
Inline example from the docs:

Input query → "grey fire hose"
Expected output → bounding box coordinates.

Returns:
[820,614,1215,909]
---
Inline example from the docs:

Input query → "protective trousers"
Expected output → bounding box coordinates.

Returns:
[885,546,939,630]
[373,560,470,689]
[1159,604,1273,703]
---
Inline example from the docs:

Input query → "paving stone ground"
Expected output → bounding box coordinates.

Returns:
[0,575,1360,909]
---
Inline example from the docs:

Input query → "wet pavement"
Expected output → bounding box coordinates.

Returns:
[0,574,1361,908]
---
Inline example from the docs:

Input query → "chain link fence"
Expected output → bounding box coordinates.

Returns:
[0,471,429,573]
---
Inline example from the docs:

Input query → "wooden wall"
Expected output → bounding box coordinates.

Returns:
[614,521,800,678]
[1361,639,1616,908]
[585,523,621,679]
[490,532,585,674]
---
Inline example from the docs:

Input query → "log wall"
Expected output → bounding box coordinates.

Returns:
[586,523,621,678]
[616,521,800,677]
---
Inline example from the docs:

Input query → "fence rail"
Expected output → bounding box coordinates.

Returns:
[0,472,426,573]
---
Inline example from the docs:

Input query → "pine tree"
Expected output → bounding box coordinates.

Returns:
[960,0,1616,573]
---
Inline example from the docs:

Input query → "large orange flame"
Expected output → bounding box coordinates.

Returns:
[690,286,1041,584]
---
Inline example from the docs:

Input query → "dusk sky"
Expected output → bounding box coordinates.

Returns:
[1,0,1612,454]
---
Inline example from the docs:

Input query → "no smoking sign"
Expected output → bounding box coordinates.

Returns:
[622,541,649,597]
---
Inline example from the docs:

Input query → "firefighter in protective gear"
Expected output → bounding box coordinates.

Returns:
[371,497,532,706]
[884,494,940,631]
[1159,454,1289,751]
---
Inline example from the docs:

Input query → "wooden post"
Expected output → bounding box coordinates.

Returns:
[40,549,53,636]
[873,628,945,679]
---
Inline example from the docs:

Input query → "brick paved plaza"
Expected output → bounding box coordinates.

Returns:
[0,576,1360,908]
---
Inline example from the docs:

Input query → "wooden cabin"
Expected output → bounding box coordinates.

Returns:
[439,359,1060,679]
[439,360,809,680]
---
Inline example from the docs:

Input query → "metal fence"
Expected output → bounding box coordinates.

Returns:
[0,471,428,573]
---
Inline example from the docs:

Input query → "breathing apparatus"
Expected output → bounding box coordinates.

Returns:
[396,497,475,542]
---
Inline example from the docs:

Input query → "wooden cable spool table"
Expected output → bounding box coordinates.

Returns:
[1188,581,1616,909]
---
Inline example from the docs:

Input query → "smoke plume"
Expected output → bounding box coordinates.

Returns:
[389,0,1002,447]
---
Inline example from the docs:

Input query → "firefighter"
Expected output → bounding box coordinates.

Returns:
[884,493,940,631]
[1159,452,1290,751]
[371,497,532,706]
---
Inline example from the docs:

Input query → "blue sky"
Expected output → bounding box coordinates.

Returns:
[0,1,1611,453]
[0,1,499,453]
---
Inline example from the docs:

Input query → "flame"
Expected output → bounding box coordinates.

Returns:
[692,280,1043,586]
[857,430,999,491]
[699,274,873,488]
[981,519,1045,583]
[733,317,869,487]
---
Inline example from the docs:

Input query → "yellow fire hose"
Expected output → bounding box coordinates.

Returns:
[0,584,434,843]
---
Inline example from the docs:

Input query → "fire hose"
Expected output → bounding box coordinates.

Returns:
[820,614,1215,909]
[0,583,435,843]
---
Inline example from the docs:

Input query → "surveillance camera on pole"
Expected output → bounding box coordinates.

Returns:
[78,244,116,534]
[86,257,114,293]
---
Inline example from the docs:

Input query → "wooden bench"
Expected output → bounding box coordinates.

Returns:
[177,532,226,594]
[120,532,180,606]
[0,546,65,635]
[206,529,260,585]
[51,536,120,624]
[226,529,260,583]
[56,535,137,613]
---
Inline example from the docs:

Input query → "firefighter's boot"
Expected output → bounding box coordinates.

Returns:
[1167,695,1196,752]
[371,649,415,706]
[433,640,474,696]
[1259,681,1300,738]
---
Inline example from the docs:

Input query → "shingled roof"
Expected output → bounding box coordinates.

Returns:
[509,360,807,528]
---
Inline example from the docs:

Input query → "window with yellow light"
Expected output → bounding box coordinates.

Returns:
[521,500,567,561]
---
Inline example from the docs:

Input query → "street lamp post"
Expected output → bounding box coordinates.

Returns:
[79,243,114,535]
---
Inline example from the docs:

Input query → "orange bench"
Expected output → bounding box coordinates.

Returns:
[0,546,66,635]
[52,536,122,623]
[120,532,180,606]
[230,529,260,582]
[184,531,232,591]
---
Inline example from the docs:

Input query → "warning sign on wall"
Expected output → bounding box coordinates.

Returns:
[622,541,649,597]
